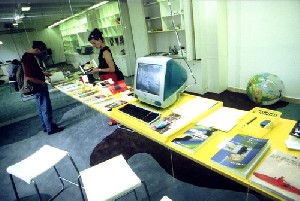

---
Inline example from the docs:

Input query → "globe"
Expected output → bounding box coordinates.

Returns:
[246,73,284,105]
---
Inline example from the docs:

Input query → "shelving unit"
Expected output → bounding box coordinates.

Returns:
[58,1,136,76]
[143,0,186,54]
[96,2,124,58]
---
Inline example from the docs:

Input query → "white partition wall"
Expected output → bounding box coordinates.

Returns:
[227,0,300,100]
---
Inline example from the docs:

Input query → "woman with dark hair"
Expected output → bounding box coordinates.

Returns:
[88,28,124,126]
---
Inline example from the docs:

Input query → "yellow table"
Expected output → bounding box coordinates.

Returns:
[54,80,298,200]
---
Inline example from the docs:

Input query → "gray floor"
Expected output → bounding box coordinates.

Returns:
[0,77,298,201]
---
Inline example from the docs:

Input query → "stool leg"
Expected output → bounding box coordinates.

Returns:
[32,180,43,201]
[54,166,65,187]
[51,165,65,200]
[67,154,80,174]
[77,176,86,201]
[142,181,151,201]
[9,174,20,201]
[133,189,138,201]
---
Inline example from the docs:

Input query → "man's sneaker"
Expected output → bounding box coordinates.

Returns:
[48,127,64,135]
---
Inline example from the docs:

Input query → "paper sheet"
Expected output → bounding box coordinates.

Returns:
[50,71,64,83]
[173,97,218,119]
[197,107,247,132]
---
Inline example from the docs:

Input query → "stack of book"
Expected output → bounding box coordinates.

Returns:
[249,150,300,200]
[211,134,270,179]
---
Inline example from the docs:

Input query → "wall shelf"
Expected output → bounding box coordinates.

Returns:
[59,1,135,76]
[143,0,186,54]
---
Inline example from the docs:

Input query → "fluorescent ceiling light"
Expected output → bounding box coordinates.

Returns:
[21,6,31,11]
[88,1,108,10]
[48,1,108,29]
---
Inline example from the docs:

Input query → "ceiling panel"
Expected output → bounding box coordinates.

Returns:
[0,0,111,35]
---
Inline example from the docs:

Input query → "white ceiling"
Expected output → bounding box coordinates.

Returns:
[0,0,112,35]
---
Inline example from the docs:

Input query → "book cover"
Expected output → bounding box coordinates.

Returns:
[149,113,182,134]
[249,151,300,201]
[290,120,300,138]
[211,134,270,179]
[102,100,127,111]
[171,125,215,153]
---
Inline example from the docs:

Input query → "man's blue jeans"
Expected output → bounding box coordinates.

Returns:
[34,85,53,132]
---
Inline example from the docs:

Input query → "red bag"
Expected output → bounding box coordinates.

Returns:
[108,80,128,94]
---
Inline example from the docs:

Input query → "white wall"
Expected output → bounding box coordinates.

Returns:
[227,0,300,99]
[0,27,65,64]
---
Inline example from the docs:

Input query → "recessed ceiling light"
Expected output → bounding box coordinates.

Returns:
[21,6,31,11]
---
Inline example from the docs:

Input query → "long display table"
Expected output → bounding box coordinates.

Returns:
[54,80,299,200]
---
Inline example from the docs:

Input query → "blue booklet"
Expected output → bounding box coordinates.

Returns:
[211,134,270,178]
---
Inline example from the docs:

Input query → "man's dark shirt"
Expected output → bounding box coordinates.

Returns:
[22,52,45,82]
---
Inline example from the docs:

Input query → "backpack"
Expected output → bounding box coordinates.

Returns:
[16,63,36,95]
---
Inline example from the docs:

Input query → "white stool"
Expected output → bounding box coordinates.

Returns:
[78,155,151,201]
[7,145,80,201]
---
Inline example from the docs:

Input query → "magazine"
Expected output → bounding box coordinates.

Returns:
[249,150,300,201]
[149,113,183,134]
[171,125,215,153]
[211,134,270,179]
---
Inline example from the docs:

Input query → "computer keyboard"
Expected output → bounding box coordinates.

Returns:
[118,103,160,124]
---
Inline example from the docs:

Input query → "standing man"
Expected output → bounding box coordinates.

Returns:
[22,41,63,135]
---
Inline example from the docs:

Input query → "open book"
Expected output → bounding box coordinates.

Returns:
[172,96,219,119]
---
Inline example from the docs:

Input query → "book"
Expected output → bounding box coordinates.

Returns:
[249,150,300,201]
[171,125,215,153]
[285,135,300,151]
[197,107,247,132]
[149,113,183,134]
[211,134,270,179]
[102,100,127,111]
[289,120,300,138]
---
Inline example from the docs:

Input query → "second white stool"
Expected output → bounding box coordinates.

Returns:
[78,154,151,201]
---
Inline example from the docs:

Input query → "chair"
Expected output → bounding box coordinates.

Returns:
[6,145,80,201]
[78,154,151,201]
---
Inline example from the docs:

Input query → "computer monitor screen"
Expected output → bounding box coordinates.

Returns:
[136,63,162,96]
[134,56,187,108]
